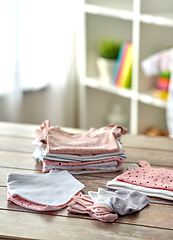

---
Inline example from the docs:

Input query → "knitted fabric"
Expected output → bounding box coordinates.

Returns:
[106,161,173,200]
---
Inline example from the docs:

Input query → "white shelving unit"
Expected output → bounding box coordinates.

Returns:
[76,0,173,134]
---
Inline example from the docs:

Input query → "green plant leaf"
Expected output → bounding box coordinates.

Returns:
[98,39,122,59]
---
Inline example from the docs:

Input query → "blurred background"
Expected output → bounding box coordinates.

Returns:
[0,0,78,127]
[0,0,173,137]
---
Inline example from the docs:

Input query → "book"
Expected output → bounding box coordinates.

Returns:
[123,62,132,88]
[156,76,170,91]
[111,60,120,85]
[118,43,133,88]
[112,43,130,85]
[159,71,170,78]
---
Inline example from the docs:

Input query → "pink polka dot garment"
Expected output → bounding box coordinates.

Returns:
[116,161,173,191]
[7,190,82,211]
[42,157,124,173]
[35,120,128,155]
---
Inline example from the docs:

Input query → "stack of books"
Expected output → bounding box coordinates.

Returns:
[112,42,133,89]
[151,71,170,100]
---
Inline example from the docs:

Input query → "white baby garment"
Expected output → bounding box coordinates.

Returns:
[7,170,85,206]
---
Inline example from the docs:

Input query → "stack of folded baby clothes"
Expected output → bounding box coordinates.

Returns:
[32,120,128,174]
[7,169,85,211]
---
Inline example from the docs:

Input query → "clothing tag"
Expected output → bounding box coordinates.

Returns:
[127,163,139,170]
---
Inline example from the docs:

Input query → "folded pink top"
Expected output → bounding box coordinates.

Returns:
[116,161,173,191]
[43,157,123,167]
[35,120,128,155]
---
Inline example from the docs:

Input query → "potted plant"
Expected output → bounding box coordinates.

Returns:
[97,39,122,85]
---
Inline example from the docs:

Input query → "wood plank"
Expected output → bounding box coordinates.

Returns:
[0,121,38,138]
[0,208,173,240]
[117,203,173,229]
[0,121,86,138]
[0,121,173,152]
[122,134,173,151]
[125,147,173,167]
[0,151,42,170]
[0,136,35,153]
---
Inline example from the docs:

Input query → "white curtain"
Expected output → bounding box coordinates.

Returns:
[0,0,78,127]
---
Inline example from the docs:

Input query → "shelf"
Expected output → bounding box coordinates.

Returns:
[84,4,133,21]
[82,77,167,109]
[85,0,133,12]
[84,3,173,27]
[140,14,173,27]
[77,0,170,134]
[82,77,132,99]
[138,92,167,109]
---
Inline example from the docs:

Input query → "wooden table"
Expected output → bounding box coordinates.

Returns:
[0,121,173,240]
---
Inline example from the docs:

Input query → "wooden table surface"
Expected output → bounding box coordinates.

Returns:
[0,121,173,240]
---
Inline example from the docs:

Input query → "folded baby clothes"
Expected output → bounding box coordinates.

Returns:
[32,120,127,174]
[42,158,124,174]
[108,189,149,215]
[7,169,85,211]
[39,147,125,174]
[106,160,173,200]
[35,120,128,154]
[88,188,115,207]
[88,188,149,215]
[7,190,82,211]
[43,151,126,162]
[67,194,118,222]
[67,188,149,222]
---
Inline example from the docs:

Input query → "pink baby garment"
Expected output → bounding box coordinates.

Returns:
[42,163,124,175]
[106,161,173,200]
[43,158,123,168]
[67,194,118,222]
[35,120,128,155]
[42,158,124,174]
[7,190,82,211]
[7,169,85,210]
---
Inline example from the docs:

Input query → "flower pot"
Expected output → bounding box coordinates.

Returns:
[96,57,116,85]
